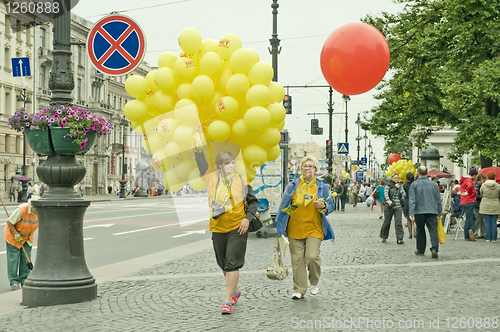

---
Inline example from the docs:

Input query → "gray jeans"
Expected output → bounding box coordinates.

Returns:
[380,207,404,241]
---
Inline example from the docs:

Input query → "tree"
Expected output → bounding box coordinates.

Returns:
[361,0,500,167]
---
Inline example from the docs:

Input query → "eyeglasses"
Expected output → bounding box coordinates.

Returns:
[302,165,316,169]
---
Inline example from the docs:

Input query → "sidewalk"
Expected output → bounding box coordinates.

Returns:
[1,205,499,331]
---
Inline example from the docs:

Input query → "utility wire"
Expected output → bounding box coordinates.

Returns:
[79,0,191,19]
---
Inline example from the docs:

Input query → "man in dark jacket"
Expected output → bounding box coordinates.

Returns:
[409,166,442,258]
[474,173,486,238]
[338,181,348,211]
[460,168,478,241]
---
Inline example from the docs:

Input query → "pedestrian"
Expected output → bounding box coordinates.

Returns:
[358,184,366,202]
[9,183,15,202]
[276,155,334,300]
[350,181,360,207]
[4,195,40,290]
[374,180,385,219]
[449,190,462,226]
[333,178,340,211]
[380,173,406,244]
[107,185,112,195]
[474,173,486,239]
[409,166,442,258]
[195,150,258,315]
[460,167,478,241]
[27,182,33,200]
[16,182,22,203]
[479,171,500,243]
[365,184,373,201]
[403,173,415,239]
[79,183,85,197]
[338,180,348,211]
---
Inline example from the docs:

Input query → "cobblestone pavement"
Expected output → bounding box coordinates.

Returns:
[1,205,500,332]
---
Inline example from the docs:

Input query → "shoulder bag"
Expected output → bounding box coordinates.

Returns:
[266,234,289,280]
[240,175,263,232]
[373,189,380,199]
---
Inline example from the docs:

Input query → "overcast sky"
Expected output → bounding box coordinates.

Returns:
[73,0,403,165]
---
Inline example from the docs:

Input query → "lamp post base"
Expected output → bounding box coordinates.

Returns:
[119,182,127,198]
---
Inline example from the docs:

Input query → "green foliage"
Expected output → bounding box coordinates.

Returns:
[361,0,500,166]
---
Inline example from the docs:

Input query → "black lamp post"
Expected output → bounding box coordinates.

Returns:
[368,140,372,173]
[119,116,129,198]
[343,95,350,172]
[363,130,368,159]
[355,113,361,161]
[17,87,32,203]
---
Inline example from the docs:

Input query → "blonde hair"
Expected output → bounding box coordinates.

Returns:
[300,155,320,171]
[215,150,235,171]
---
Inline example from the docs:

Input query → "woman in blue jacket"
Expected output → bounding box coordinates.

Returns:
[276,156,334,299]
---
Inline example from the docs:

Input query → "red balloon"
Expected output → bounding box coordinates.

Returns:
[320,22,390,95]
[388,153,402,166]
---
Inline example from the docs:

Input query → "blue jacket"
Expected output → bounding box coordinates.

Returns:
[451,195,462,214]
[276,177,335,241]
[408,176,442,216]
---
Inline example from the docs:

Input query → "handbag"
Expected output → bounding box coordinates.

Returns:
[240,175,263,232]
[437,217,446,244]
[266,235,289,280]
[373,189,380,199]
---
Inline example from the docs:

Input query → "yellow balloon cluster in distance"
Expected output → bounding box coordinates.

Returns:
[385,159,417,180]
[123,28,286,192]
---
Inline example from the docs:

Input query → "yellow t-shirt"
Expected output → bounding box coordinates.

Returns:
[204,171,249,233]
[286,180,323,240]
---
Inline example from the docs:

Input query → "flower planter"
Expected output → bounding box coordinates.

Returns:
[50,127,96,155]
[25,129,56,156]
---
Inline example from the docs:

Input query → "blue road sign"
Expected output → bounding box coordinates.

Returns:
[361,157,367,165]
[11,57,31,77]
[356,172,364,183]
[337,143,349,155]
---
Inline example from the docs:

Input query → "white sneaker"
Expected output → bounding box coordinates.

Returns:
[292,292,303,299]
[310,284,319,295]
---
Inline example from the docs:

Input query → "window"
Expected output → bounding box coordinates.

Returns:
[5,92,11,116]
[119,97,122,110]
[39,65,46,87]
[5,15,11,36]
[4,48,10,69]
[113,96,116,109]
[16,19,21,39]
[76,78,82,100]
[40,28,46,49]
[78,47,83,66]
[26,26,31,44]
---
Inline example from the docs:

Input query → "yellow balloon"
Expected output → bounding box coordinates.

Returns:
[216,96,239,119]
[200,52,223,78]
[207,120,231,142]
[153,90,175,113]
[157,118,179,141]
[275,119,285,131]
[268,81,286,103]
[218,33,242,60]
[247,48,260,66]
[256,127,281,148]
[244,106,271,130]
[232,119,254,141]
[132,117,157,135]
[177,83,194,100]
[243,163,257,180]
[188,168,207,191]
[158,51,178,69]
[178,27,202,55]
[229,49,254,74]
[226,73,250,98]
[248,62,274,86]
[266,144,281,161]
[332,192,338,197]
[217,67,233,94]
[346,174,350,178]
[175,159,197,183]
[155,67,176,90]
[191,75,215,102]
[174,57,197,80]
[267,102,286,125]
[173,124,194,148]
[385,171,391,177]
[164,169,184,192]
[151,149,173,172]
[200,39,218,57]
[125,75,149,98]
[245,84,271,107]
[174,99,200,125]
[243,145,267,168]
[146,132,166,153]
[146,70,160,92]
[123,100,147,122]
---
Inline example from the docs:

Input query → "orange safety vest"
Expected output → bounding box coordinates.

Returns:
[4,203,38,249]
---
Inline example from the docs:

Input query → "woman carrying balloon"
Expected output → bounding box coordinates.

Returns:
[276,156,334,299]
[380,173,406,244]
[195,149,259,315]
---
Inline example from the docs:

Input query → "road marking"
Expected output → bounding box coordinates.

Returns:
[171,230,206,238]
[83,224,114,229]
[112,224,176,236]
[84,212,171,223]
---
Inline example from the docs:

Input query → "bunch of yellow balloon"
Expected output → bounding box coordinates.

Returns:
[340,170,350,179]
[384,159,416,181]
[123,28,286,192]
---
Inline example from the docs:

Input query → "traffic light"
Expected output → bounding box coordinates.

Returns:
[326,140,333,160]
[283,95,292,114]
[311,119,323,135]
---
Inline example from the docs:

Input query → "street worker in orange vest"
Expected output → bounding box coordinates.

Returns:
[4,195,40,291]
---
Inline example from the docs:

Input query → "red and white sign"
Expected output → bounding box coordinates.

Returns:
[87,14,146,76]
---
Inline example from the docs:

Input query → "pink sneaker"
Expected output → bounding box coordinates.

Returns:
[232,290,241,305]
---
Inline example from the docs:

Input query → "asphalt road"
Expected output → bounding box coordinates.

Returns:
[0,195,212,295]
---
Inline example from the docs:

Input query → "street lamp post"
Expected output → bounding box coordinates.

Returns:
[368,140,372,173]
[355,113,361,161]
[343,95,350,172]
[17,87,32,203]
[120,117,129,198]
[363,130,368,159]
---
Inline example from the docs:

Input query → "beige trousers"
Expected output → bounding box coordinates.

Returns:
[377,202,384,218]
[288,237,322,294]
